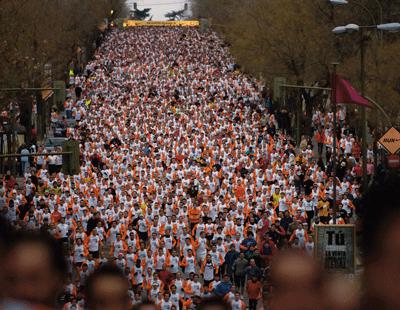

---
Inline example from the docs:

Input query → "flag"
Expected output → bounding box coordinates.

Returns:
[333,74,371,107]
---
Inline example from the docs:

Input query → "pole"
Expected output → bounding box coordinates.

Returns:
[0,151,72,158]
[331,63,339,219]
[280,84,331,91]
[0,87,60,91]
[373,129,378,174]
[10,103,17,176]
[296,93,301,146]
[360,30,368,192]
[365,96,392,126]
[0,134,2,173]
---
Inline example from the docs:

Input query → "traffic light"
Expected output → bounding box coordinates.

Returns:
[62,139,80,175]
[133,2,137,10]
[53,80,66,110]
[184,3,188,11]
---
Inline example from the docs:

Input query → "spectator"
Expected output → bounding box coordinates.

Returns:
[20,144,30,174]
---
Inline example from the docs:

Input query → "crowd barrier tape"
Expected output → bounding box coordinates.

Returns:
[123,20,200,27]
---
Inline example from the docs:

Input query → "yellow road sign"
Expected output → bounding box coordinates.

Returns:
[123,20,199,27]
[378,127,400,154]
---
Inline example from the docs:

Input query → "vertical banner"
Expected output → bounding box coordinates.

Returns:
[315,225,356,273]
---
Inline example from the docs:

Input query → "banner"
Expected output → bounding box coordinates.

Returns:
[333,74,371,107]
[314,225,355,273]
[123,20,199,27]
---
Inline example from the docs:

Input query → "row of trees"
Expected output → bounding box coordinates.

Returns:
[0,0,127,90]
[192,0,400,127]
[129,8,186,21]
[0,0,126,143]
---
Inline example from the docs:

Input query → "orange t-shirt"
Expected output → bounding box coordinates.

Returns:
[236,184,246,199]
[189,208,201,223]
[247,280,263,300]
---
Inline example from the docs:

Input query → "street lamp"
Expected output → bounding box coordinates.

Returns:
[331,23,400,34]
[329,0,382,26]
[332,26,346,34]
[377,23,400,32]
[330,0,348,4]
[332,22,399,191]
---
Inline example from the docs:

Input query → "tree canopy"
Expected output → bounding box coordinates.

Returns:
[192,0,400,126]
[0,0,127,142]
[0,0,126,94]
[165,9,185,21]
[130,8,152,20]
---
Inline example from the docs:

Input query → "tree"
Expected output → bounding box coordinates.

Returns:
[0,0,127,140]
[192,0,400,126]
[165,9,185,21]
[130,8,151,20]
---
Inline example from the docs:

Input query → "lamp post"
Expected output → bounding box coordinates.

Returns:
[331,62,339,213]
[331,22,400,191]
[9,101,17,176]
[359,28,367,192]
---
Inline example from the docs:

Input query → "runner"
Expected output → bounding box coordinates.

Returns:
[0,25,366,309]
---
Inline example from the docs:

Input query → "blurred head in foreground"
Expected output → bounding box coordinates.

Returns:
[133,300,157,310]
[271,250,323,310]
[271,250,360,310]
[0,216,12,301]
[85,264,130,310]
[1,231,66,307]
[322,274,360,310]
[362,174,400,309]
[198,296,231,310]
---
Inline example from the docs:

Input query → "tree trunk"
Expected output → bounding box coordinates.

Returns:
[36,91,45,142]
[19,91,33,144]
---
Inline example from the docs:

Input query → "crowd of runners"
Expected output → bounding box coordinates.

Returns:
[0,27,368,309]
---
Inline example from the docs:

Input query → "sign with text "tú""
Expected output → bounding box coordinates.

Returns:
[379,127,400,155]
[315,225,356,274]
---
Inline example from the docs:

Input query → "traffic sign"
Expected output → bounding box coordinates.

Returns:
[378,127,400,154]
[387,154,400,169]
